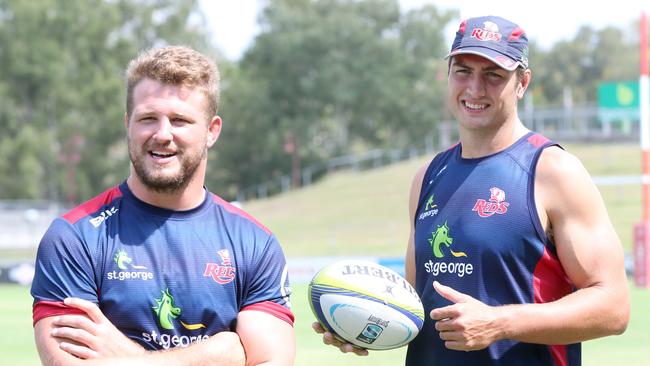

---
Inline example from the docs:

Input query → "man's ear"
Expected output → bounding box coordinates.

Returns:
[517,69,532,99]
[207,115,222,148]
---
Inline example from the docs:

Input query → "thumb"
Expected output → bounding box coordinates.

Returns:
[433,281,471,304]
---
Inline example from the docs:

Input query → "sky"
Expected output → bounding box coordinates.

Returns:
[199,0,650,61]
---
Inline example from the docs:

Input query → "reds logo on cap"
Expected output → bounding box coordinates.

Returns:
[471,21,503,42]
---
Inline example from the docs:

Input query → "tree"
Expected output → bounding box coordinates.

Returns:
[213,0,456,197]
[0,0,215,201]
[529,24,639,107]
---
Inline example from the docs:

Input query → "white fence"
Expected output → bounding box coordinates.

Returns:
[0,201,62,250]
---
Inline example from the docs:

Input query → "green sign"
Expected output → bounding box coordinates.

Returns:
[598,81,642,122]
[598,81,640,108]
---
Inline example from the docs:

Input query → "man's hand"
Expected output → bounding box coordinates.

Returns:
[50,297,145,359]
[430,281,504,351]
[311,322,369,356]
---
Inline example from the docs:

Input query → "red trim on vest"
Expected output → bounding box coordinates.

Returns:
[62,185,122,224]
[33,301,87,326]
[548,345,568,366]
[211,194,271,234]
[241,301,294,326]
[533,247,572,302]
[533,247,573,366]
[527,134,550,148]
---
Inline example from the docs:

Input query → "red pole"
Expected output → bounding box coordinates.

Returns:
[636,11,650,288]
[642,11,649,220]
[642,12,649,76]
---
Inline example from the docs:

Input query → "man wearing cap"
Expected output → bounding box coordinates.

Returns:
[315,15,630,365]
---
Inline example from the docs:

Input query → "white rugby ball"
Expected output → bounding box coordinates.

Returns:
[309,259,424,350]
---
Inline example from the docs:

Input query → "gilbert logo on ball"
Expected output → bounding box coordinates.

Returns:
[309,260,424,350]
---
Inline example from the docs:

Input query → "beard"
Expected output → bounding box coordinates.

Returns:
[128,137,207,194]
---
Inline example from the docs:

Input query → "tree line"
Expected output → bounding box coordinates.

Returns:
[0,0,642,202]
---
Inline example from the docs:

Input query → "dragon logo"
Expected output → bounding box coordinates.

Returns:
[152,289,205,331]
[428,221,467,258]
[114,250,147,270]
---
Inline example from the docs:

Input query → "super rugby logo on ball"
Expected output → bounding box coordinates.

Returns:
[308,260,424,350]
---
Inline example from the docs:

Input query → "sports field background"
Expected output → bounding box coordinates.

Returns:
[2,143,649,365]
[243,143,642,257]
[2,283,649,365]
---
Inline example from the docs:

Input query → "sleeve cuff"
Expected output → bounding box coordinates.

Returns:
[241,301,295,327]
[33,301,87,326]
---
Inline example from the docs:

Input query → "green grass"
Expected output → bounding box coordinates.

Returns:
[245,143,641,256]
[0,247,37,261]
[581,283,650,366]
[3,282,650,365]
[562,142,639,176]
[244,158,423,257]
[0,285,39,366]
[563,142,641,251]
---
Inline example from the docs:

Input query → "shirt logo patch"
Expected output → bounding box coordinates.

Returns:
[203,249,236,284]
[114,249,147,270]
[152,288,206,331]
[89,206,118,227]
[106,249,153,281]
[418,194,439,220]
[142,288,209,349]
[428,221,467,258]
[424,220,473,278]
[472,187,510,217]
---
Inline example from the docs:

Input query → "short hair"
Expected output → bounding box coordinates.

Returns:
[515,66,526,82]
[125,46,220,119]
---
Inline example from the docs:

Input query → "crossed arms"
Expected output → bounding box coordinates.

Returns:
[34,298,295,366]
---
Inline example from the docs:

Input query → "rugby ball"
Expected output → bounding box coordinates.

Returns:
[308,259,424,350]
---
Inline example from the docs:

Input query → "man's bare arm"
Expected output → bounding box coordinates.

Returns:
[34,298,245,366]
[237,309,295,365]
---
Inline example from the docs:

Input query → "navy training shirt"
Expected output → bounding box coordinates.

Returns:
[31,182,293,350]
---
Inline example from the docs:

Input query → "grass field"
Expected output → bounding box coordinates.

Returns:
[1,142,646,365]
[3,282,649,366]
[244,142,641,257]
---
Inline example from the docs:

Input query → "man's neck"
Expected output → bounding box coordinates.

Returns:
[458,120,529,159]
[126,175,206,211]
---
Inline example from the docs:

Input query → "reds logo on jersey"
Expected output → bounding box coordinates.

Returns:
[203,249,236,284]
[472,187,509,217]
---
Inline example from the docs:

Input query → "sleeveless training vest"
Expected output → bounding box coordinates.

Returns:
[406,132,579,366]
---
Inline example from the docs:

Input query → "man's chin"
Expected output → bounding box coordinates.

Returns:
[137,171,188,193]
[131,156,202,194]
[143,179,187,193]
